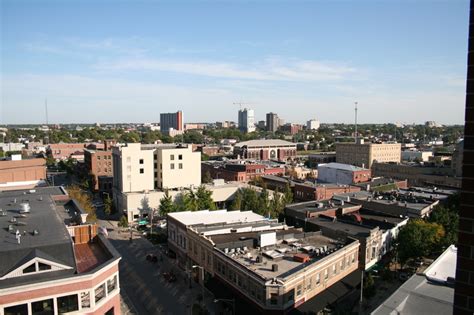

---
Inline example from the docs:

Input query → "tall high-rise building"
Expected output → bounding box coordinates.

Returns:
[160,111,183,133]
[307,119,320,130]
[266,112,279,132]
[454,2,474,314]
[238,108,255,133]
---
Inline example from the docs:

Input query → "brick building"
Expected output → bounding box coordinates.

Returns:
[48,143,87,161]
[202,161,285,182]
[233,139,297,162]
[454,1,474,313]
[294,182,361,201]
[0,158,46,191]
[0,187,121,315]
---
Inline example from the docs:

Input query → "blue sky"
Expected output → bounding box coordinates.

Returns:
[0,0,469,124]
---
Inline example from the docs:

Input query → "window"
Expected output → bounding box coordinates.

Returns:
[38,262,51,271]
[179,163,183,169]
[179,154,183,160]
[95,284,106,303]
[107,275,117,293]
[4,304,28,315]
[324,269,328,280]
[97,156,101,160]
[171,163,175,170]
[307,278,313,290]
[32,298,54,315]
[316,273,320,285]
[154,163,157,168]
[296,284,303,296]
[139,159,144,164]
[340,260,344,270]
[270,293,278,305]
[170,154,175,160]
[57,294,79,313]
[80,292,90,309]
[140,168,144,174]
[105,308,115,315]
[23,263,36,274]
[352,253,355,263]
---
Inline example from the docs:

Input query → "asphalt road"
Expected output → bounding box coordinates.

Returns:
[101,220,218,315]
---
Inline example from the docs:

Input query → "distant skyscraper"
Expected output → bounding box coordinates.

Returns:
[238,108,255,133]
[307,119,320,130]
[160,111,183,133]
[266,112,280,132]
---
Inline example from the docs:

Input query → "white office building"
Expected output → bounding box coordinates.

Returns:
[238,108,256,133]
[306,119,320,130]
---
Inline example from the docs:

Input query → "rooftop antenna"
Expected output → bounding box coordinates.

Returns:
[354,101,358,143]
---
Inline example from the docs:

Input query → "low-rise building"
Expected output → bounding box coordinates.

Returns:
[335,190,439,218]
[48,143,87,161]
[167,210,360,313]
[202,160,285,182]
[0,157,46,191]
[401,150,433,162]
[307,152,336,167]
[233,139,297,162]
[372,162,461,188]
[0,187,121,315]
[294,182,361,201]
[336,140,401,168]
[317,162,371,185]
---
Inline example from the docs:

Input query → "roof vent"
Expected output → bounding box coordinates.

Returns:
[19,203,31,213]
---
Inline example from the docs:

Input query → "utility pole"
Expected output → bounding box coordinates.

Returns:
[354,101,358,143]
[45,98,49,125]
[359,270,364,314]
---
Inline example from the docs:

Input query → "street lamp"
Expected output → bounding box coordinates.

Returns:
[214,298,235,315]
[192,265,205,305]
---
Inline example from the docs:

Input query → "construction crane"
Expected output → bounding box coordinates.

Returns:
[233,101,256,110]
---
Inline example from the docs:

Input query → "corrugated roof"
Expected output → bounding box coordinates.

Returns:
[319,162,368,171]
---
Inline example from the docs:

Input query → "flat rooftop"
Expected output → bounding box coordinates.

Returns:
[319,162,369,172]
[214,230,345,281]
[168,209,267,226]
[309,217,373,237]
[285,199,360,215]
[0,187,77,283]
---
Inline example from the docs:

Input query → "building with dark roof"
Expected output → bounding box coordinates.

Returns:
[0,187,121,315]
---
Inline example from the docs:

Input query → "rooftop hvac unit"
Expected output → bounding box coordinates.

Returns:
[272,264,279,272]
[19,203,31,213]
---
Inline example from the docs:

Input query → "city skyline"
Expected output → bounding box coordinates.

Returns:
[1,0,469,125]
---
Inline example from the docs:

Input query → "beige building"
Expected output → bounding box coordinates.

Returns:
[112,143,201,218]
[167,210,360,313]
[336,140,401,168]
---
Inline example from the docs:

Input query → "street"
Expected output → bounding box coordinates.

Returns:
[100,219,219,315]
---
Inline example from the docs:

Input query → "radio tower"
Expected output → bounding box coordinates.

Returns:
[354,101,358,143]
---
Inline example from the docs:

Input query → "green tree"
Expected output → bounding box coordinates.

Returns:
[230,190,242,210]
[159,190,175,216]
[396,219,445,266]
[283,183,293,204]
[428,205,458,247]
[118,216,129,228]
[196,185,217,210]
[104,195,113,216]
[67,185,97,222]
[256,186,270,216]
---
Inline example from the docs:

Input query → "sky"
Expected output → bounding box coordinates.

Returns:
[0,0,470,125]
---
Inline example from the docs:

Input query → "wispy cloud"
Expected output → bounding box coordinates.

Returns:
[95,57,356,82]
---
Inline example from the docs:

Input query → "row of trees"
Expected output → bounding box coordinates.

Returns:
[158,186,217,216]
[157,183,293,219]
